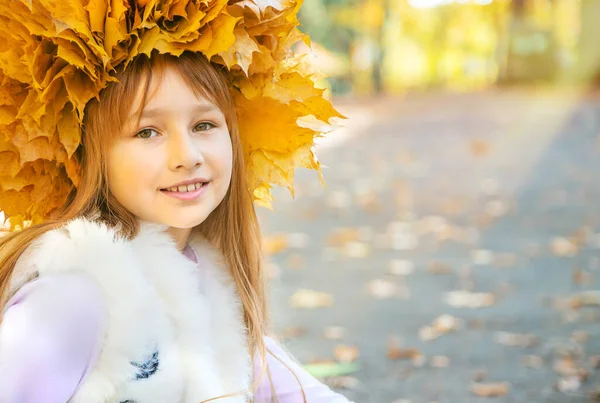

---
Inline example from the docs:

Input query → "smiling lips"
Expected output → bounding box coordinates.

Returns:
[160,182,208,201]
[162,182,205,193]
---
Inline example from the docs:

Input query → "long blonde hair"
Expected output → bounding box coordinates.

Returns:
[0,51,296,400]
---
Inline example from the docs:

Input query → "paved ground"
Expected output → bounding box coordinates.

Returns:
[257,89,600,403]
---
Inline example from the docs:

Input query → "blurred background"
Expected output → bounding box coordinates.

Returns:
[258,0,600,402]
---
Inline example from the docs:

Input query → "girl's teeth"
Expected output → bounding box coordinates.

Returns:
[166,183,204,192]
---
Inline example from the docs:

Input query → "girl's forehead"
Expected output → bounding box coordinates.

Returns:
[128,67,219,121]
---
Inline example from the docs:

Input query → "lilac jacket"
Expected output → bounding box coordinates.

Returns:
[0,246,351,403]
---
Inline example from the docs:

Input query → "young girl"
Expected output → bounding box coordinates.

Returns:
[0,1,349,402]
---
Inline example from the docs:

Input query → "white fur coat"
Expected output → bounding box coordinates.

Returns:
[10,218,252,403]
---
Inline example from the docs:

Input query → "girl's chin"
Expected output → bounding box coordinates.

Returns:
[159,214,209,229]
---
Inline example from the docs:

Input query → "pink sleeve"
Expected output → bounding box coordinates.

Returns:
[254,337,354,403]
[0,273,105,403]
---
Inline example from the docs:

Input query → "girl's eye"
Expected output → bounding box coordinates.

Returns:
[193,122,215,132]
[135,128,159,139]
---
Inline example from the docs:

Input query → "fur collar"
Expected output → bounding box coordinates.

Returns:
[13,218,251,402]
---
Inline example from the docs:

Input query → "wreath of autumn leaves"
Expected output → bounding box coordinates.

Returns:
[0,0,342,228]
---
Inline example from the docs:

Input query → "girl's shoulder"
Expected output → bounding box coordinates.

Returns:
[0,272,105,402]
[9,218,161,300]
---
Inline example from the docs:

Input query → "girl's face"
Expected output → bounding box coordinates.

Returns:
[106,67,233,229]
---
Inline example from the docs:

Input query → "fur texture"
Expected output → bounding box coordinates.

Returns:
[12,218,251,402]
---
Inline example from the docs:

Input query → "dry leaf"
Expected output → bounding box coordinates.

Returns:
[471,249,494,265]
[430,355,450,368]
[551,237,578,257]
[444,290,495,308]
[427,261,453,275]
[367,279,400,299]
[334,345,359,363]
[470,382,510,397]
[470,139,491,156]
[389,260,414,276]
[280,326,307,339]
[263,234,289,255]
[286,254,305,270]
[572,268,593,286]
[556,376,581,393]
[323,376,360,390]
[326,228,360,247]
[289,289,333,309]
[344,242,370,259]
[494,331,538,348]
[419,315,461,341]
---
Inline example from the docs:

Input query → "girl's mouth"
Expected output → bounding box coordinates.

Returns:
[160,182,208,201]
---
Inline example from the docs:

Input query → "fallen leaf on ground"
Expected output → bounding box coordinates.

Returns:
[470,382,510,397]
[389,260,414,276]
[367,279,399,299]
[563,291,600,309]
[324,326,345,341]
[444,290,495,308]
[551,237,578,257]
[556,376,581,393]
[472,249,494,265]
[334,345,359,363]
[387,337,422,361]
[323,376,360,389]
[344,241,371,258]
[470,139,491,157]
[263,234,289,255]
[286,254,305,270]
[494,331,538,347]
[290,289,334,309]
[326,228,359,247]
[280,326,308,339]
[572,268,593,286]
[430,355,450,368]
[427,261,453,275]
[419,315,462,341]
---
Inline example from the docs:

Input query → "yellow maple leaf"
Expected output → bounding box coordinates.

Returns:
[0,0,343,227]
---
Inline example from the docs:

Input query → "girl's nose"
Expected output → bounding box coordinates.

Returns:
[167,129,204,171]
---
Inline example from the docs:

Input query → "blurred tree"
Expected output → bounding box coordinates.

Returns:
[576,0,600,84]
